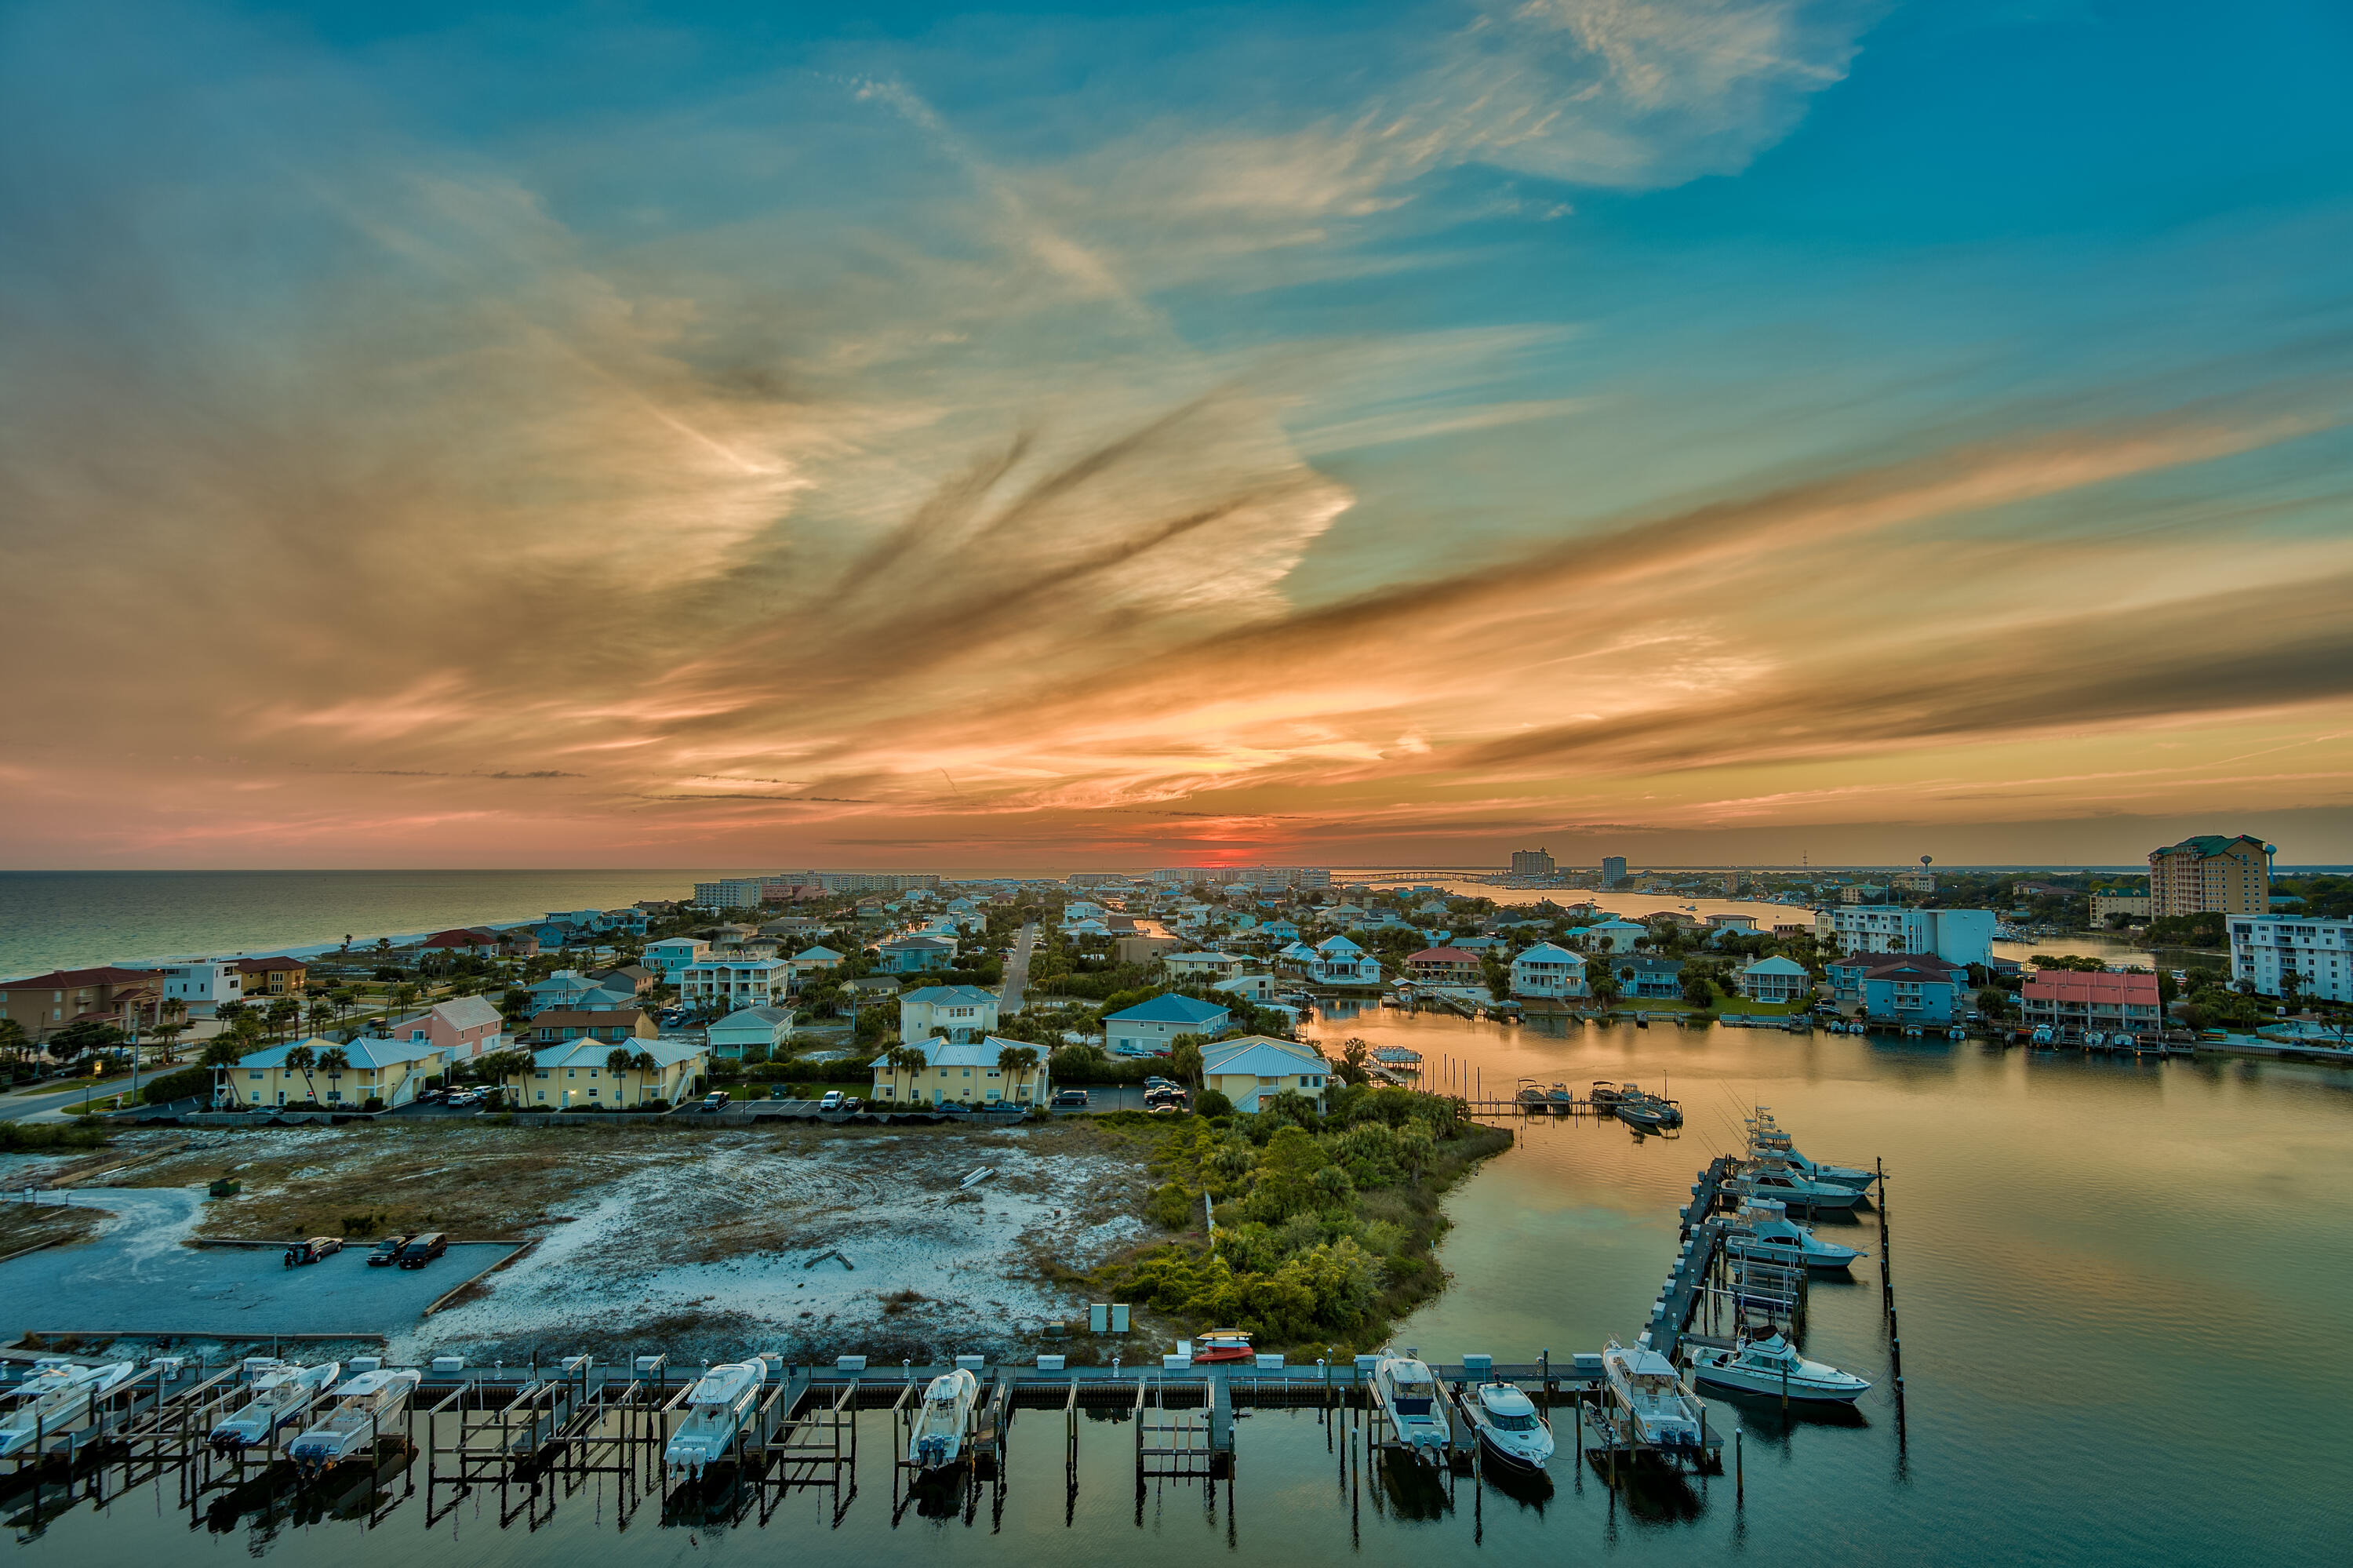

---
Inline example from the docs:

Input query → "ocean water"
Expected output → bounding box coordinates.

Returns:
[0,871,743,978]
[7,1017,2351,1564]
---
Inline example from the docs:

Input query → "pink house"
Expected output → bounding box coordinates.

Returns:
[376,995,505,1060]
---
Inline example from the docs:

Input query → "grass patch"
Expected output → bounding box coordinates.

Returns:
[0,1121,110,1152]
[0,1201,104,1255]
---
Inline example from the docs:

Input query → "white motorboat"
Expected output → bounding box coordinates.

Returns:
[1740,1151,1864,1212]
[1459,1380,1553,1470]
[286,1368,422,1467]
[663,1360,768,1477]
[1602,1341,1707,1453]
[0,1360,138,1457]
[1722,1198,1866,1271]
[1747,1110,1875,1190]
[209,1360,340,1451]
[907,1368,980,1469]
[1687,1333,1871,1405]
[1371,1350,1450,1464]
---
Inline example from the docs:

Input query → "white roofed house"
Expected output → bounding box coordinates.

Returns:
[678,957,788,1011]
[215,1036,448,1110]
[898,984,1001,1044]
[1509,942,1587,999]
[1309,935,1382,984]
[1739,955,1813,1004]
[1162,951,1249,980]
[870,1035,1051,1107]
[507,1039,707,1109]
[705,1005,795,1059]
[1199,1035,1331,1113]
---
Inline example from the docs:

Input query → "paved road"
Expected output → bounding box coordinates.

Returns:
[999,922,1038,1013]
[0,1084,111,1124]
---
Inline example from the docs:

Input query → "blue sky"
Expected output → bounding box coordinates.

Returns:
[2,1,2349,868]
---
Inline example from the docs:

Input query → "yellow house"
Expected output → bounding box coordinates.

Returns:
[508,1040,707,1109]
[1198,1035,1330,1113]
[871,1036,1050,1107]
[216,1035,447,1109]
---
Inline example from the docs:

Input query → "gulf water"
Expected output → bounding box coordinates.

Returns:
[9,1013,2351,1564]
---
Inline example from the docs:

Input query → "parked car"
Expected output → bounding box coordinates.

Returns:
[769,1083,793,1101]
[365,1235,413,1267]
[1149,1104,1181,1115]
[1052,1088,1090,1108]
[1144,1076,1176,1091]
[701,1090,732,1110]
[283,1236,343,1268]
[446,1090,483,1108]
[818,1090,845,1111]
[395,1231,448,1269]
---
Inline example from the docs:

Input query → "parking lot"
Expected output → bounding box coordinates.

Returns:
[0,1187,518,1340]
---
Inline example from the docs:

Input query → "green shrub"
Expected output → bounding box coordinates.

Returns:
[140,1065,213,1105]
[1146,1182,1196,1229]
[1194,1089,1233,1119]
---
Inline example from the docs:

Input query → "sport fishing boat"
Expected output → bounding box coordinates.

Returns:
[907,1367,980,1470]
[1601,1341,1706,1453]
[1686,1333,1871,1405]
[1459,1381,1554,1471]
[1192,1330,1255,1364]
[1740,1151,1864,1212]
[1746,1110,1875,1190]
[286,1368,423,1468]
[662,1360,768,1478]
[1370,1349,1450,1464]
[1616,1092,1683,1131]
[0,1359,138,1457]
[1722,1198,1866,1271]
[209,1360,340,1451]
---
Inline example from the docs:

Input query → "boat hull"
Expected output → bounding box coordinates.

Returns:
[1690,1362,1869,1405]
[1473,1427,1554,1471]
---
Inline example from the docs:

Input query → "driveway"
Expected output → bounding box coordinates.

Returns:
[1000,922,1038,1012]
[0,1188,518,1341]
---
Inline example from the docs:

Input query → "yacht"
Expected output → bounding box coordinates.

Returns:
[1722,1198,1866,1271]
[0,1359,138,1457]
[1740,1151,1864,1212]
[907,1367,980,1469]
[1370,1349,1451,1464]
[1746,1111,1874,1190]
[663,1360,768,1478]
[1459,1381,1554,1471]
[1687,1333,1871,1405]
[209,1360,340,1451]
[287,1368,423,1468]
[1601,1341,1707,1452]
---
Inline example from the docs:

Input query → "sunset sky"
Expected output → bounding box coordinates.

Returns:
[5,1,2351,871]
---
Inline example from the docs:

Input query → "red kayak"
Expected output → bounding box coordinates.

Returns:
[1192,1331,1255,1363]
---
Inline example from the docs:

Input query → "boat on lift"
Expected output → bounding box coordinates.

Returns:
[1515,1080,1550,1111]
[1746,1110,1875,1190]
[1687,1333,1871,1405]
[1740,1150,1864,1212]
[1370,1349,1451,1464]
[1601,1341,1707,1453]
[287,1368,423,1468]
[1722,1198,1866,1271]
[1546,1082,1578,1111]
[0,1359,139,1457]
[209,1359,341,1451]
[663,1360,769,1478]
[907,1367,980,1470]
[1458,1380,1554,1470]
[1589,1081,1627,1108]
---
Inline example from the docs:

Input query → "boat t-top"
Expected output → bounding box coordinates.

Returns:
[663,1360,768,1478]
[1740,1151,1864,1212]
[1460,1380,1554,1470]
[1686,1333,1871,1404]
[0,1359,139,1457]
[287,1368,423,1468]
[1746,1109,1874,1190]
[1371,1349,1451,1464]
[209,1359,340,1451]
[907,1367,980,1470]
[1722,1198,1866,1271]
[1589,1081,1626,1107]
[1602,1340,1707,1452]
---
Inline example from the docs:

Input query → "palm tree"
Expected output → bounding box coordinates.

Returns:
[318,1046,351,1103]
[995,1042,1041,1104]
[391,982,422,1016]
[307,995,339,1036]
[265,996,300,1042]
[885,1043,930,1104]
[283,1042,318,1104]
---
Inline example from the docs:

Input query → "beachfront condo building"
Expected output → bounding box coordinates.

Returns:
[2228,915,2351,1004]
[2148,835,2271,920]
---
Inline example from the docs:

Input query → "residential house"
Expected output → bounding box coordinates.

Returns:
[151,960,245,1019]
[1508,943,1587,999]
[591,964,657,997]
[705,1006,795,1060]
[1584,919,1649,955]
[525,1008,657,1046]
[1199,1035,1330,1113]
[526,970,605,1014]
[1707,914,1762,937]
[1063,918,1113,939]
[1213,974,1281,1006]
[870,1035,1050,1107]
[216,1035,446,1109]
[1104,994,1232,1057]
[2228,915,2353,1003]
[1814,907,1995,968]
[1275,940,1322,971]
[601,908,651,937]
[374,994,504,1060]
[878,936,957,975]
[1260,919,1302,943]
[791,945,846,973]
[1307,935,1383,985]
[1060,901,1108,928]
[0,967,160,1046]
[2021,969,2163,1038]
[644,938,710,977]
[1738,955,1812,1004]
[421,926,505,958]
[678,958,788,1011]
[234,955,309,996]
[1163,951,1249,980]
[1116,934,1183,966]
[1607,957,1686,999]
[1406,947,1483,986]
[899,984,1001,1044]
[1827,955,1967,1022]
[511,1039,706,1108]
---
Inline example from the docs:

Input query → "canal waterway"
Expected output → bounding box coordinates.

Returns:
[10,1015,2351,1564]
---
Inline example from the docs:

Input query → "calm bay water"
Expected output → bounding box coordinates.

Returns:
[0,871,738,978]
[11,1014,2352,1563]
